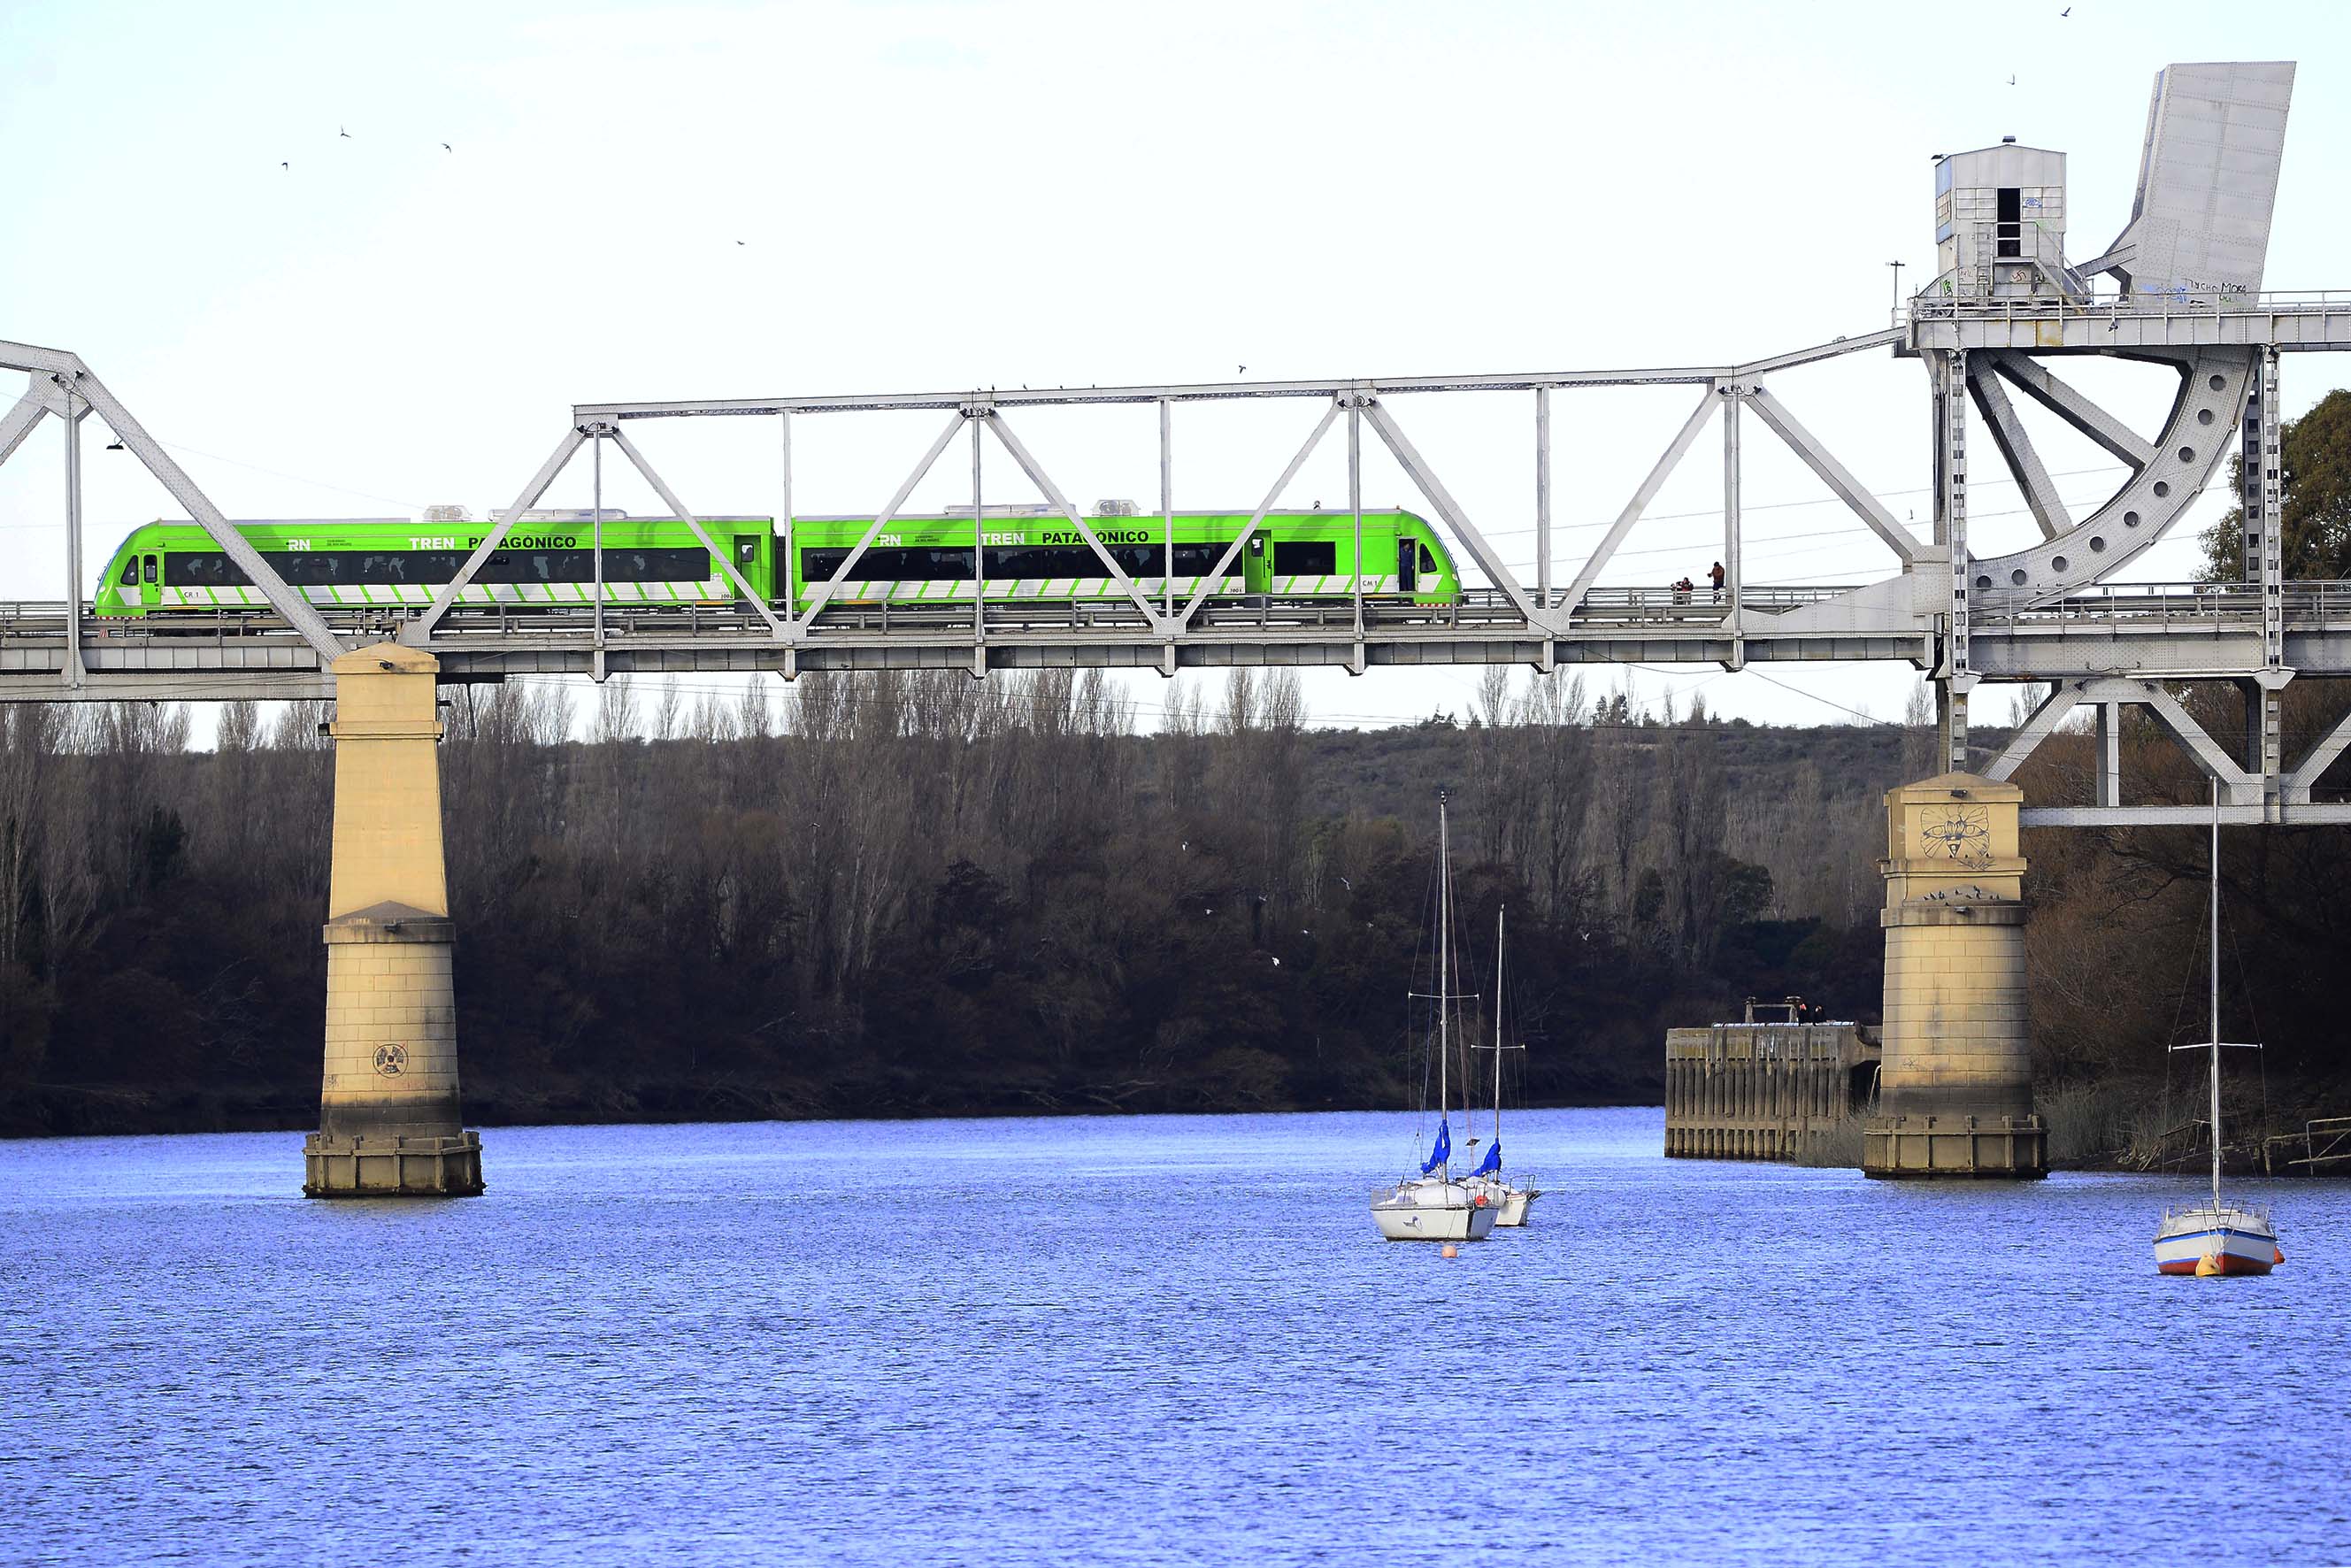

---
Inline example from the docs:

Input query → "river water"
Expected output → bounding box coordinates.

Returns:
[3,1107,2345,1565]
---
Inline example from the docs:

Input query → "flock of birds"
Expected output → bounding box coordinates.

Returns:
[280,126,451,173]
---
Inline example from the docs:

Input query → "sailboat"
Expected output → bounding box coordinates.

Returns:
[1371,794,1498,1243]
[2151,786,2283,1278]
[1464,904,1540,1227]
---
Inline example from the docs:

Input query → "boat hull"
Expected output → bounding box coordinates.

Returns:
[2153,1209,2278,1276]
[1464,1175,1539,1227]
[1371,1178,1499,1241]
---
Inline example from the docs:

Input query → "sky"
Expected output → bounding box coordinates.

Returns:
[3,0,2347,734]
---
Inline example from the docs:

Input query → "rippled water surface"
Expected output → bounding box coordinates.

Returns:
[4,1108,2347,1564]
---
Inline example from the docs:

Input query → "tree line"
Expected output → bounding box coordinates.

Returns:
[3,660,2343,1142]
[0,669,1903,1136]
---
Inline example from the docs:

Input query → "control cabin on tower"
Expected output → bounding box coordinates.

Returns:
[1932,137,2067,300]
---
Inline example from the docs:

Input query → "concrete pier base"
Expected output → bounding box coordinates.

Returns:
[1862,1114,2046,1179]
[1863,772,2045,1180]
[303,643,483,1198]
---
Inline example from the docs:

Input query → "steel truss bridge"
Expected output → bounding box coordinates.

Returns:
[8,293,2351,827]
[5,57,2351,828]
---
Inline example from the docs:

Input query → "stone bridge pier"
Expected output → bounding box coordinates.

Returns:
[1863,772,2047,1179]
[301,642,484,1197]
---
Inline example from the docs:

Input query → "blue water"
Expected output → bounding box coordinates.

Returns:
[3,1108,2347,1565]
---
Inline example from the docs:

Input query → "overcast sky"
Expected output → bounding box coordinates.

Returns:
[4,0,2347,733]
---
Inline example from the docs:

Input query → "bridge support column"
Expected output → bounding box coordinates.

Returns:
[302,642,483,1197]
[1863,772,2046,1180]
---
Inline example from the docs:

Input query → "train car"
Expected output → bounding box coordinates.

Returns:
[92,515,773,616]
[89,507,1459,615]
[788,509,1457,608]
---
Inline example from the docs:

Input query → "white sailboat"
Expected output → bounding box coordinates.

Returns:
[1464,904,1540,1227]
[2152,786,2283,1278]
[1371,794,1498,1243]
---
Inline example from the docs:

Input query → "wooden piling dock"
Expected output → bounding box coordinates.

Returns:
[1664,999,1881,1162]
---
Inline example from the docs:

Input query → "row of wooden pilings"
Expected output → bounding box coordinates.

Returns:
[1663,1023,1880,1163]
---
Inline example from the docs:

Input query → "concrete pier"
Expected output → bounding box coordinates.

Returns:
[1863,772,2046,1180]
[302,643,483,1197]
[1665,1002,1880,1162]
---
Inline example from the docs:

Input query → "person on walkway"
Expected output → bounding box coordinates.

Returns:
[1709,560,1725,601]
[1671,576,1693,605]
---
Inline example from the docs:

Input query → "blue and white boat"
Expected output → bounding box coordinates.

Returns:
[2152,788,2281,1278]
[1371,795,1496,1242]
[1464,904,1539,1227]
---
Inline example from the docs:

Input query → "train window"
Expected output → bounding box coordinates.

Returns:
[734,537,758,566]
[119,557,138,586]
[985,545,1108,580]
[143,557,157,584]
[798,541,1243,586]
[1420,543,1438,573]
[160,546,718,591]
[1273,541,1336,575]
[164,552,245,587]
[1170,542,1231,577]
[803,546,975,582]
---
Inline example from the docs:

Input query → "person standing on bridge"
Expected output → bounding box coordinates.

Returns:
[1709,560,1725,602]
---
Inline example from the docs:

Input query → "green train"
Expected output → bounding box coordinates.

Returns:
[91,509,1459,616]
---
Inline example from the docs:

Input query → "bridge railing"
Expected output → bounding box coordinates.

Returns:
[1978,580,2351,626]
[19,579,2351,657]
[1905,288,2351,327]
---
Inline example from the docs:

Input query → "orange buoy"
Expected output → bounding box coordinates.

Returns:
[2275,1248,2286,1265]
[1440,1243,1459,1259]
[1472,1193,1489,1208]
[2195,1251,2224,1277]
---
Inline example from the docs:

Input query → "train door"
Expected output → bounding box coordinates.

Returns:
[1245,532,1271,595]
[732,534,759,603]
[1395,537,1418,595]
[139,550,161,611]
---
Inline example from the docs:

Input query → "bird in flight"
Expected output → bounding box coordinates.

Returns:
[340,126,352,138]
[2008,74,2017,85]
[1237,364,1247,374]
[735,240,746,246]
[442,142,452,152]
[280,161,288,170]
[2060,5,2071,13]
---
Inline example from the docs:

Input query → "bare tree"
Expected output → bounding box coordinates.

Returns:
[650,678,684,742]
[590,675,639,747]
[216,701,261,753]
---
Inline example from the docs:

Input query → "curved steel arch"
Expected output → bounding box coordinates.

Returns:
[1965,345,2255,605]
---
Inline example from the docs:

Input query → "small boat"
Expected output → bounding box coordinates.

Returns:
[1464,903,1540,1227]
[2152,787,2280,1278]
[1371,793,1497,1243]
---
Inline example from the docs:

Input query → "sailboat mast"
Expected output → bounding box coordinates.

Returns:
[1494,904,1505,1148]
[2209,782,2223,1209]
[1437,795,1450,1160]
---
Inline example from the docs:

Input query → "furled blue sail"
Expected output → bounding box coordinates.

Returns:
[1472,1139,1502,1177]
[1419,1118,1452,1174]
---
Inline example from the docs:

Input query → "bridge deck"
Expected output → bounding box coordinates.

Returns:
[7,580,2351,699]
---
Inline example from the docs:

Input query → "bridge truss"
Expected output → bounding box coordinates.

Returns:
[10,291,2351,824]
